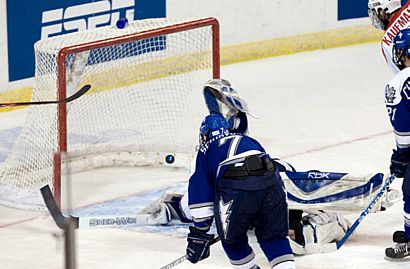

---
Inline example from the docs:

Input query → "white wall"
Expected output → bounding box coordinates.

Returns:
[167,0,371,46]
[0,0,372,92]
[0,0,8,91]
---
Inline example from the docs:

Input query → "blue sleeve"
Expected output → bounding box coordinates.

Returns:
[203,88,220,114]
[187,152,215,229]
[230,111,248,135]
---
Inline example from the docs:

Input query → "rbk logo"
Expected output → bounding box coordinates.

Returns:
[307,172,330,179]
[41,0,134,39]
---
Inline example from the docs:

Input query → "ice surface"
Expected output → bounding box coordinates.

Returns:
[0,42,408,268]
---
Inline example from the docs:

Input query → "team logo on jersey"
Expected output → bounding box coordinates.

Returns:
[385,84,396,103]
[219,198,233,240]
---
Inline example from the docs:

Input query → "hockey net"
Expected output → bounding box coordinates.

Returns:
[0,17,220,209]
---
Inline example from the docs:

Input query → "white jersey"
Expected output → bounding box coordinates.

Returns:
[382,2,410,74]
[384,67,410,152]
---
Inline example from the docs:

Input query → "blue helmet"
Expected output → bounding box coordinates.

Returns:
[199,113,229,145]
[393,28,410,70]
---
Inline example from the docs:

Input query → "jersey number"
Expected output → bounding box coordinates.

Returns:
[218,135,242,159]
[387,107,397,122]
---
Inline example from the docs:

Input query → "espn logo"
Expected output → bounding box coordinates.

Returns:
[41,0,134,39]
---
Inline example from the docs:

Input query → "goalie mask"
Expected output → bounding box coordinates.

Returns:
[203,78,253,134]
[203,78,251,118]
[393,28,410,70]
[368,0,401,30]
[199,113,229,145]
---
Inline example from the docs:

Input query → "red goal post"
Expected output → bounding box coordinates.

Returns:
[54,17,220,207]
[0,17,220,209]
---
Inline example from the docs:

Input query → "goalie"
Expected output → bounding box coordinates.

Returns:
[138,79,382,255]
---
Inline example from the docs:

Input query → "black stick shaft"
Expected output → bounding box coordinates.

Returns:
[0,84,91,107]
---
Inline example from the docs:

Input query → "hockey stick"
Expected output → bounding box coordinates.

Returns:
[0,84,91,107]
[335,173,397,249]
[160,236,221,269]
[301,174,397,254]
[40,185,79,230]
[76,214,159,228]
[42,176,77,268]
[41,185,169,229]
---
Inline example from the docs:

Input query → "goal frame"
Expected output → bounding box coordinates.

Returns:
[53,17,220,207]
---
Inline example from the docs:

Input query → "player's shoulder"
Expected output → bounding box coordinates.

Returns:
[385,67,410,106]
[388,3,410,29]
[232,133,266,152]
[197,132,237,154]
[388,67,410,84]
[229,132,259,144]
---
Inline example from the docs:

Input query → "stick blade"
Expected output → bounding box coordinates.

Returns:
[65,84,91,103]
[40,185,67,230]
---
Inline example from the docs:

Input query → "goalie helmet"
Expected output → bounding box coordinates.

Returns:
[368,0,401,30]
[203,78,252,134]
[392,28,410,70]
[199,113,229,145]
[203,78,250,117]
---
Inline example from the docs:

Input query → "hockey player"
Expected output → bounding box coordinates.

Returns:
[383,28,410,259]
[203,78,250,134]
[184,113,295,269]
[368,0,410,73]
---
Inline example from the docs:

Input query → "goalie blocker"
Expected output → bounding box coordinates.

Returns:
[282,170,401,212]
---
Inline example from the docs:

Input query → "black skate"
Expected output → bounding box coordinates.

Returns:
[385,242,410,260]
[393,231,407,244]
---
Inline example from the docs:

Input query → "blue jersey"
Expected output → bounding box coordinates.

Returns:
[384,67,410,155]
[187,132,268,228]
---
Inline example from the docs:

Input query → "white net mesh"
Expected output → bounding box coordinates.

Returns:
[0,18,216,208]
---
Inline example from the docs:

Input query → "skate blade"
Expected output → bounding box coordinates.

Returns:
[384,256,410,262]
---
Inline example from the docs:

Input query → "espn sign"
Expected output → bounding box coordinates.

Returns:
[6,0,165,82]
[41,0,134,39]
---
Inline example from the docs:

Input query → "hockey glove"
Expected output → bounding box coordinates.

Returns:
[186,226,215,264]
[390,149,410,178]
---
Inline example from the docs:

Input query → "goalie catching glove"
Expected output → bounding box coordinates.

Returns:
[186,226,215,263]
[289,211,352,255]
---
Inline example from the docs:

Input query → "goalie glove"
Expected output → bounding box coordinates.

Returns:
[137,196,172,225]
[186,226,215,264]
[302,211,351,244]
